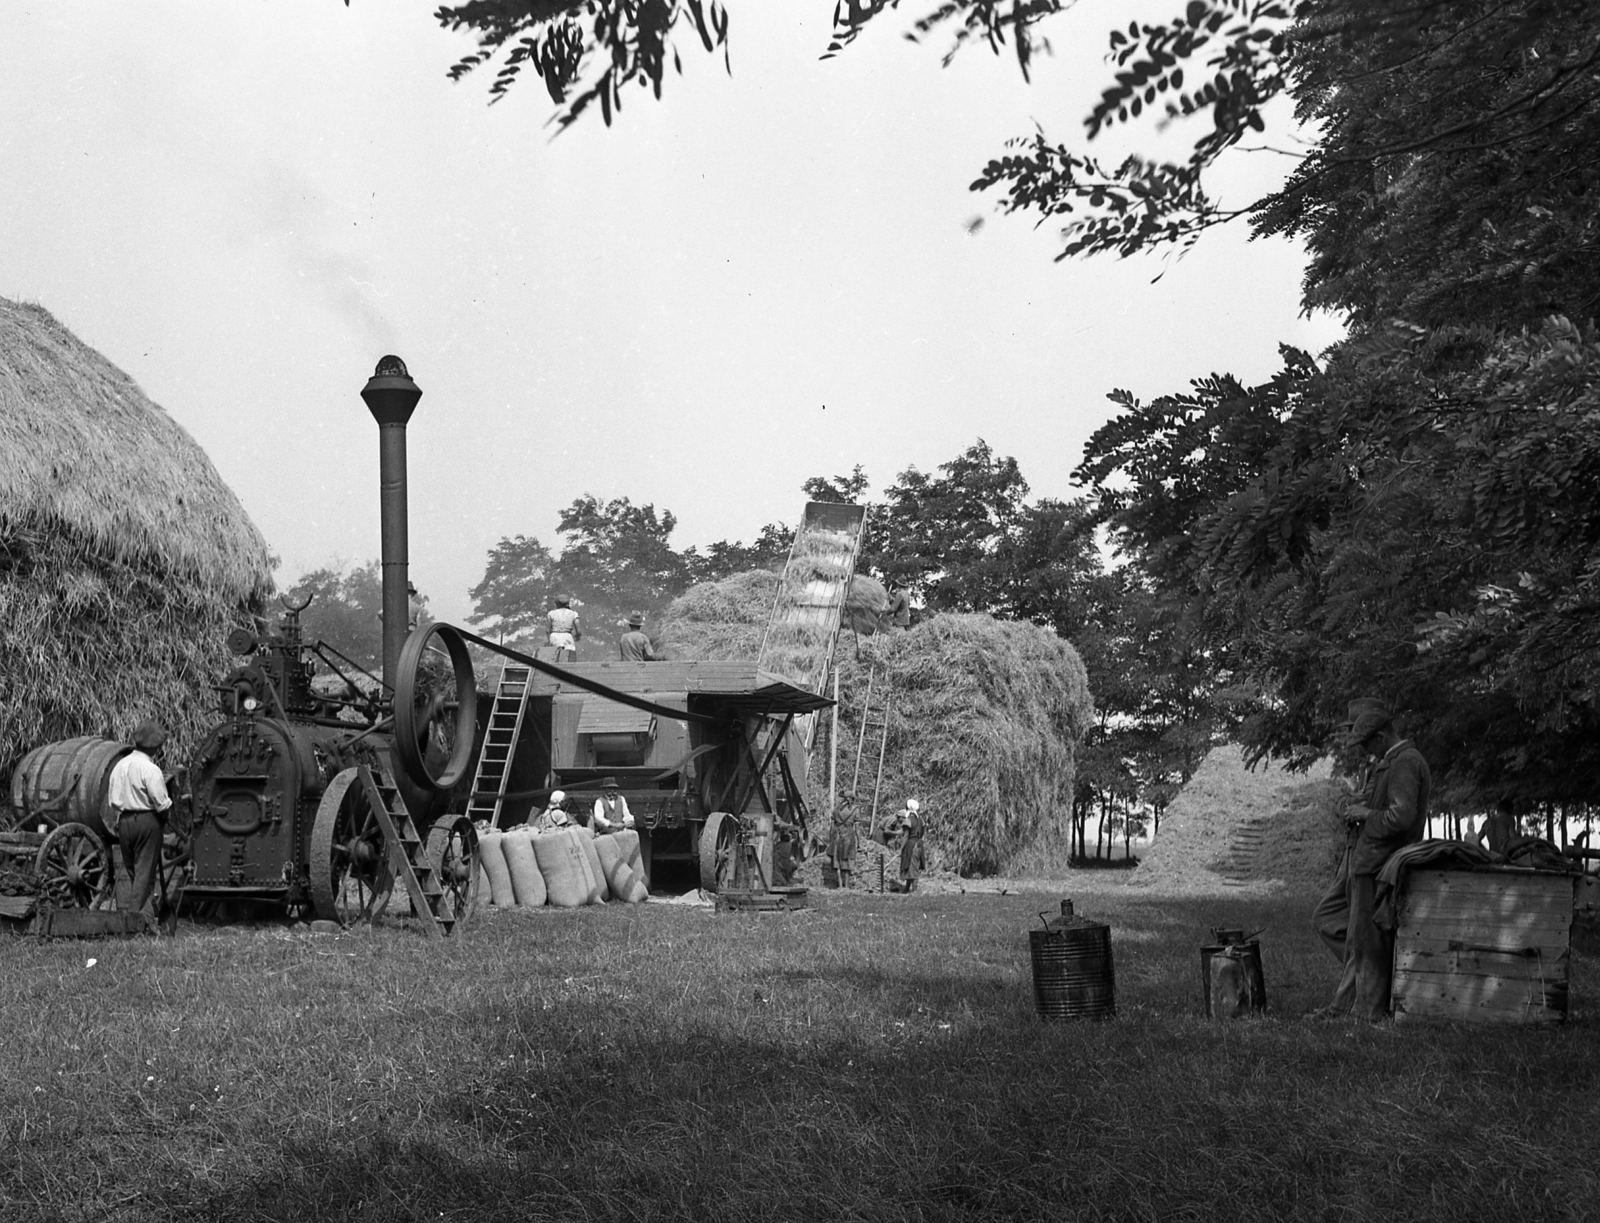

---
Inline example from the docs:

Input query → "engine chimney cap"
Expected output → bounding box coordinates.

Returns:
[361,355,422,426]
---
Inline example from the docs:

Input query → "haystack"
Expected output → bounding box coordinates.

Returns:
[660,571,1094,875]
[1127,747,1348,895]
[0,298,273,781]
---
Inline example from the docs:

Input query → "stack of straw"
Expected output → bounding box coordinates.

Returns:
[660,571,1094,876]
[0,298,273,782]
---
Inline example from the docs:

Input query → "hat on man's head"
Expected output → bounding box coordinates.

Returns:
[601,777,619,790]
[1341,697,1393,745]
[549,790,566,805]
[906,798,921,813]
[627,611,644,628]
[132,720,167,752]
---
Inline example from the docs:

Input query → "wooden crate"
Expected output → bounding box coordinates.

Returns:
[1392,867,1576,1024]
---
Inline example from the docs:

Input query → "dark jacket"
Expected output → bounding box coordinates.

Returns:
[1351,739,1432,875]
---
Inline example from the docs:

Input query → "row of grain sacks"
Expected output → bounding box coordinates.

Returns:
[478,826,650,909]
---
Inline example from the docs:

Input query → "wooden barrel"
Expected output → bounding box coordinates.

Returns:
[1030,907,1116,1020]
[9,737,132,839]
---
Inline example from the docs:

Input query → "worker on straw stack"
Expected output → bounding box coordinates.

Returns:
[884,583,912,631]
[1311,697,1432,1021]
[896,798,927,893]
[618,611,659,662]
[546,595,581,658]
[106,721,173,926]
[592,777,635,833]
[532,790,573,833]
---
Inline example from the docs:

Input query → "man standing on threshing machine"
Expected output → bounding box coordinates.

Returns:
[592,777,635,834]
[547,595,581,658]
[618,612,659,662]
[106,721,173,925]
[896,798,927,893]
[532,790,573,833]
[1311,698,1432,1021]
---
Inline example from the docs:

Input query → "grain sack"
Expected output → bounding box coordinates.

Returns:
[611,829,645,877]
[475,863,493,914]
[501,828,548,908]
[478,831,517,908]
[595,833,649,903]
[533,829,590,908]
[574,827,609,903]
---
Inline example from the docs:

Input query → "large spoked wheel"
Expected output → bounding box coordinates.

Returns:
[310,769,395,926]
[394,623,478,794]
[699,811,738,894]
[425,815,481,932]
[35,822,113,910]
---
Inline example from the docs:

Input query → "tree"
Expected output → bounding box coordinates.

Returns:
[282,561,386,671]
[469,496,692,659]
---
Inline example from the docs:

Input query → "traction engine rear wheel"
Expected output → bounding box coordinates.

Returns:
[310,769,395,926]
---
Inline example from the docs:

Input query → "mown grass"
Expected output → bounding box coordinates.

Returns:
[3,890,1598,1222]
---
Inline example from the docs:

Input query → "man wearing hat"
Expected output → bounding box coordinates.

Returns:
[618,612,659,662]
[592,777,635,834]
[106,721,173,924]
[1312,698,1432,1020]
[547,595,581,658]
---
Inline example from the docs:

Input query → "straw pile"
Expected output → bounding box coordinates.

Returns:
[660,571,1095,875]
[1127,747,1348,896]
[0,298,273,782]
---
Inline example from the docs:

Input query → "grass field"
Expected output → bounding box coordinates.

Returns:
[3,887,1598,1222]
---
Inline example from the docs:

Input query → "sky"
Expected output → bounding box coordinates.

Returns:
[1,1,1343,624]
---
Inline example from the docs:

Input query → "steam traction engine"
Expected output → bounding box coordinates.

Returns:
[184,597,479,932]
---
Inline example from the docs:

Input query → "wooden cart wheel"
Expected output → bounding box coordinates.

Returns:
[35,821,113,910]
[699,811,738,894]
[425,814,481,932]
[393,623,478,794]
[310,769,395,926]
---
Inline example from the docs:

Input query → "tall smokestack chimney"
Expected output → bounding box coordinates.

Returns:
[360,355,423,686]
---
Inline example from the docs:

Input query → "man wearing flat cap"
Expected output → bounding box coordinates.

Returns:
[106,721,173,925]
[1311,697,1432,1020]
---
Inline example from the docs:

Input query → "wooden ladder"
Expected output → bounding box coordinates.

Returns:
[357,765,456,939]
[465,662,532,831]
[850,666,891,838]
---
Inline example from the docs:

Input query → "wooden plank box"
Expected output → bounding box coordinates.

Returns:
[1392,868,1576,1024]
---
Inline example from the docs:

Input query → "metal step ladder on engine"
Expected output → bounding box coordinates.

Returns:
[465,662,532,831]
[357,765,457,939]
[851,665,892,840]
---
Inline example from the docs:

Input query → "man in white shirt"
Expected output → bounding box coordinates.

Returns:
[107,721,173,922]
[592,777,635,834]
[547,596,581,658]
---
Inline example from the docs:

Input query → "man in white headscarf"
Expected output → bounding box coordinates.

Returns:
[532,790,573,833]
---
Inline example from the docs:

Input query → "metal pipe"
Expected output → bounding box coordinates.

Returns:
[359,356,423,687]
[378,420,408,682]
